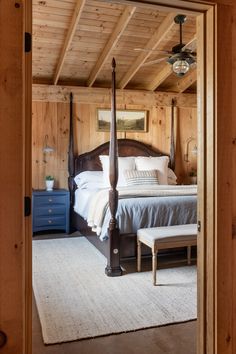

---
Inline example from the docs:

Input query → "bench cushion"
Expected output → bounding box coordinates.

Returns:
[137,224,197,244]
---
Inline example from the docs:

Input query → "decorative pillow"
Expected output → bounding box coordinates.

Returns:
[99,155,136,187]
[74,171,104,189]
[135,156,169,184]
[168,168,177,185]
[124,169,159,186]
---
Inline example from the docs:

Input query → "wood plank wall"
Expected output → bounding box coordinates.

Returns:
[32,86,197,189]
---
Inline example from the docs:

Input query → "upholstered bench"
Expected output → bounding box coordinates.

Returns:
[137,224,197,285]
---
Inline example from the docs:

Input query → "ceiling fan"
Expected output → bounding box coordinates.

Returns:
[135,14,197,77]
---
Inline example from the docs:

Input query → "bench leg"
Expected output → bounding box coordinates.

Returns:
[152,249,157,286]
[187,245,191,265]
[137,240,141,272]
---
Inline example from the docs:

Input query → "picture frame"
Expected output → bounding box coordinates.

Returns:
[96,108,148,132]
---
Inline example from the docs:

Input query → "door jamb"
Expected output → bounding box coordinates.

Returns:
[26,2,221,354]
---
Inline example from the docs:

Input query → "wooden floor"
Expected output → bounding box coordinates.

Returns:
[32,232,197,354]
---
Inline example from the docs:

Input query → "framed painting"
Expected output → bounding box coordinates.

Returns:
[97,109,148,132]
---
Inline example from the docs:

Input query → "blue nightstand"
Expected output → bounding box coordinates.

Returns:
[32,189,70,234]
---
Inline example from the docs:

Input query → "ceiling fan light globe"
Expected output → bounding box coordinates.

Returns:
[172,59,190,76]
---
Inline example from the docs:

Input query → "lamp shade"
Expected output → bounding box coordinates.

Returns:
[43,145,54,153]
[172,60,190,76]
[43,135,54,153]
[191,144,198,155]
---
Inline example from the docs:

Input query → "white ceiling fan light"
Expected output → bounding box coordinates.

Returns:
[172,60,190,76]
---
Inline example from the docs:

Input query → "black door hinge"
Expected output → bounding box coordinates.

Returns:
[25,32,32,53]
[24,196,31,217]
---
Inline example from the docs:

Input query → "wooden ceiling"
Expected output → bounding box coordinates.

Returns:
[33,0,197,93]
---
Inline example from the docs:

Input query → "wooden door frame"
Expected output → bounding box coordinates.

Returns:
[24,1,233,354]
[0,0,32,353]
[25,0,32,353]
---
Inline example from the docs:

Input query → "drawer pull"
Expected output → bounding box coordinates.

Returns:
[48,198,53,202]
[48,209,52,213]
[48,220,52,224]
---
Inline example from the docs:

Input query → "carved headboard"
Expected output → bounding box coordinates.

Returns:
[74,138,171,176]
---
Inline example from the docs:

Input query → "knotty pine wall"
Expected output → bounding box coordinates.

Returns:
[32,86,197,189]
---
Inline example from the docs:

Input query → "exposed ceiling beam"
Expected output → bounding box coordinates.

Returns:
[167,69,197,93]
[145,35,197,91]
[53,0,86,85]
[145,64,173,91]
[86,5,136,87]
[117,12,176,89]
[32,84,197,107]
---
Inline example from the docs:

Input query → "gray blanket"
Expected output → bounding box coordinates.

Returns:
[99,194,197,241]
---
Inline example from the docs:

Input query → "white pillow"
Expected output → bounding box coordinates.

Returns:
[74,171,104,189]
[99,155,136,187]
[135,156,169,184]
[168,168,177,185]
[124,169,159,186]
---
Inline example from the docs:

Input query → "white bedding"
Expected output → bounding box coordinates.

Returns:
[74,188,99,219]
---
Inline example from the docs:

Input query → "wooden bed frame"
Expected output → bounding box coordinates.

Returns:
[68,59,176,277]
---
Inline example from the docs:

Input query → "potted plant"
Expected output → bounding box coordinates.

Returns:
[45,175,54,191]
[189,169,197,185]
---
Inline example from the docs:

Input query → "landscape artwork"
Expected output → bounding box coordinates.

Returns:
[97,109,148,132]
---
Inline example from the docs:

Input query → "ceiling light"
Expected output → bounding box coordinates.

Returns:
[172,59,190,77]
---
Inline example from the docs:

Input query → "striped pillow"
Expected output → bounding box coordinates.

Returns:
[124,170,159,186]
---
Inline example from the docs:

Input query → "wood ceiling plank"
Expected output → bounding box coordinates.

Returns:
[33,18,71,29]
[81,10,123,22]
[87,5,136,87]
[117,12,176,89]
[85,0,124,11]
[145,64,173,91]
[77,23,114,34]
[167,69,197,93]
[33,0,74,10]
[53,0,86,85]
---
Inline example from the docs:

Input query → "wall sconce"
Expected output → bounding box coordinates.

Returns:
[43,134,54,153]
[184,136,197,162]
[43,135,54,163]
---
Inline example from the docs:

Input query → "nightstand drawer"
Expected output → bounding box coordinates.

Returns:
[34,216,66,228]
[34,195,67,206]
[34,205,66,217]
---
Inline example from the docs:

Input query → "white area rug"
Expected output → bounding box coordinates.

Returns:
[33,237,197,344]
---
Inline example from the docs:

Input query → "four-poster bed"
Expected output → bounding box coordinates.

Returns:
[68,59,197,276]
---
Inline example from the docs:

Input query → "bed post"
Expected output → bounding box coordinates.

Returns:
[105,58,122,277]
[68,92,75,232]
[170,98,176,171]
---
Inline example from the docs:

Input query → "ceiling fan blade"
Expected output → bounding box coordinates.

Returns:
[134,47,172,54]
[142,57,168,67]
[181,36,197,53]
